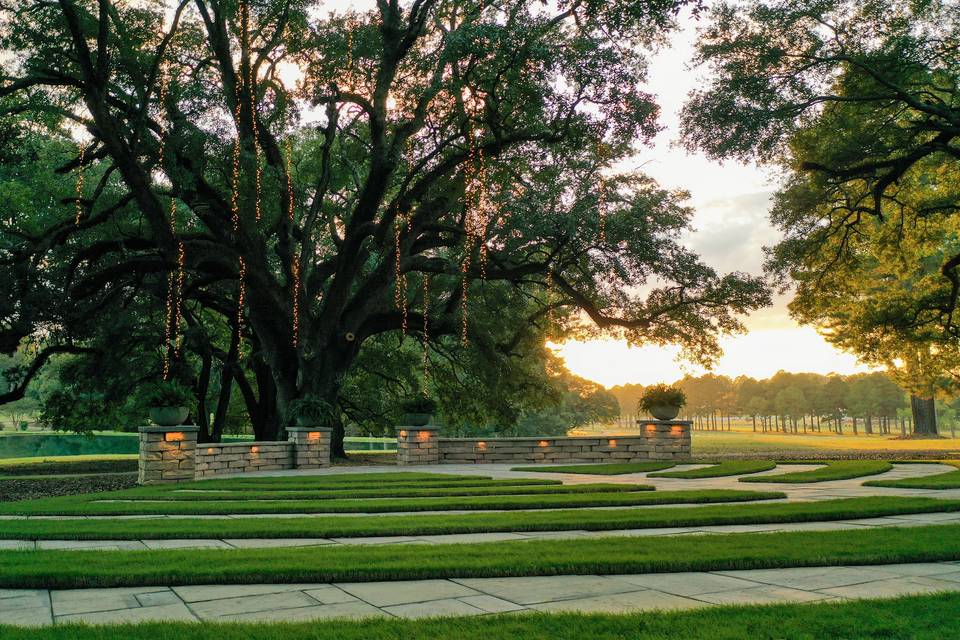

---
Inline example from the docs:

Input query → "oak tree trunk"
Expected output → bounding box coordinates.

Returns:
[910,395,938,436]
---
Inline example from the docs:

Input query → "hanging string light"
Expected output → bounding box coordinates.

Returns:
[546,267,555,325]
[597,177,608,243]
[291,255,301,348]
[74,143,86,225]
[422,274,430,394]
[230,76,242,233]
[394,211,408,334]
[285,137,300,348]
[156,67,186,374]
[174,239,186,357]
[237,255,247,352]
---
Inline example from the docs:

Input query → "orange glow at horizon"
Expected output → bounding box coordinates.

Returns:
[550,327,876,388]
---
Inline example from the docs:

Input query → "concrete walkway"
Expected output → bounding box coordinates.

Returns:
[3,561,960,626]
[5,509,960,551]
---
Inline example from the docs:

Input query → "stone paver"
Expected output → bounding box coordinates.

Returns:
[12,508,958,551]
[4,562,960,626]
[336,579,480,607]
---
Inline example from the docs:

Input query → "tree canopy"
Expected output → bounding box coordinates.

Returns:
[0,0,768,450]
[680,0,960,433]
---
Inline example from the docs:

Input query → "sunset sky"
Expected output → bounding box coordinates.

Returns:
[551,11,875,387]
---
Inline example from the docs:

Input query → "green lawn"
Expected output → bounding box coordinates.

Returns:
[114,482,654,501]
[185,473,553,490]
[3,523,960,589]
[0,489,781,516]
[739,460,893,483]
[865,462,960,489]
[2,593,958,639]
[511,462,678,474]
[648,461,776,479]
[0,496,955,540]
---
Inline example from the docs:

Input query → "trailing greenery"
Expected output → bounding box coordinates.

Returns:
[2,593,960,639]
[739,461,892,483]
[649,461,777,479]
[140,381,193,408]
[865,462,960,490]
[287,397,337,428]
[638,384,687,412]
[400,396,438,415]
[108,483,655,502]
[0,496,954,541]
[0,489,781,516]
[512,462,677,475]
[3,523,960,589]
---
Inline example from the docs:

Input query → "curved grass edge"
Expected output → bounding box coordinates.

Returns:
[649,461,776,479]
[739,461,893,484]
[2,523,960,589]
[0,496,955,541]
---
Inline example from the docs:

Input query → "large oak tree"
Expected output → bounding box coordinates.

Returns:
[1,0,768,452]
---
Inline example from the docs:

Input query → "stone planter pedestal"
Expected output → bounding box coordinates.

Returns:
[287,427,333,469]
[396,425,441,465]
[138,425,199,484]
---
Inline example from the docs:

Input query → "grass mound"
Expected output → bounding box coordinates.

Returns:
[511,462,677,475]
[739,460,892,483]
[864,462,960,489]
[0,489,780,516]
[0,496,953,541]
[2,523,960,589]
[649,461,776,479]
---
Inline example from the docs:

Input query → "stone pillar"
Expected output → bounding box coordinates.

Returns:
[396,425,441,465]
[288,427,332,469]
[636,419,692,460]
[138,425,199,484]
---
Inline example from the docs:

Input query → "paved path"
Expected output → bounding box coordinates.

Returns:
[5,509,960,551]
[2,462,957,522]
[3,561,960,626]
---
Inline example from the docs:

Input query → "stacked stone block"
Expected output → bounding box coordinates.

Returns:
[396,426,440,465]
[194,441,295,478]
[287,427,332,469]
[138,425,199,484]
[433,420,691,465]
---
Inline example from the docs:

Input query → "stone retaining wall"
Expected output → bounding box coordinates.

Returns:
[138,426,332,483]
[194,441,294,478]
[396,420,691,465]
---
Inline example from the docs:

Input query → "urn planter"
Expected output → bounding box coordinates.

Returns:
[148,406,189,427]
[649,405,681,421]
[403,413,433,426]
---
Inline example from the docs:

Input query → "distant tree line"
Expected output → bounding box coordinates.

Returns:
[609,372,960,436]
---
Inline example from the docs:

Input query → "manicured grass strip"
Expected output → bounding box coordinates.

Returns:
[511,462,677,475]
[4,522,960,589]
[2,593,959,640]
[0,496,955,541]
[114,483,655,501]
[186,475,558,491]
[649,460,776,479]
[739,460,893,483]
[865,461,960,489]
[0,489,782,516]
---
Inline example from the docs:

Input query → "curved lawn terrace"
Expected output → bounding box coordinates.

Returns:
[4,462,960,628]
